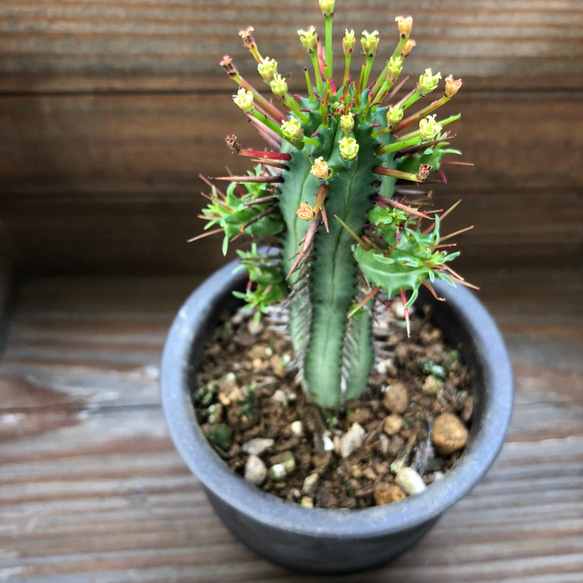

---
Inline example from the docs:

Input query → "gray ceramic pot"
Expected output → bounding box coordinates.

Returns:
[160,258,513,574]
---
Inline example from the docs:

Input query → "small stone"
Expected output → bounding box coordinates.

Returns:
[347,408,371,425]
[268,463,287,481]
[272,389,289,405]
[391,298,414,319]
[396,467,426,495]
[383,414,403,436]
[242,437,274,456]
[339,423,366,458]
[281,456,296,474]
[378,433,390,455]
[244,455,267,486]
[422,375,444,395]
[432,413,469,455]
[207,403,223,424]
[382,382,408,414]
[363,467,377,481]
[322,435,335,452]
[248,345,265,359]
[374,482,407,505]
[302,472,319,496]
[351,465,362,479]
[387,434,405,456]
[301,496,314,508]
[312,451,332,469]
[290,420,303,436]
[247,319,263,335]
[270,355,286,378]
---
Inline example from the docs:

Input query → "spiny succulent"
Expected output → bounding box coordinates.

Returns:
[196,0,475,410]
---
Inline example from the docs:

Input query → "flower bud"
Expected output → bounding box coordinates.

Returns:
[418,68,442,95]
[257,57,278,83]
[419,115,442,141]
[361,30,380,58]
[281,117,304,141]
[340,112,355,133]
[296,202,316,221]
[270,74,288,98]
[444,75,463,98]
[401,39,416,57]
[310,157,331,179]
[395,16,413,39]
[319,0,335,17]
[298,26,318,55]
[339,136,359,161]
[233,88,254,114]
[343,29,356,55]
[386,105,404,126]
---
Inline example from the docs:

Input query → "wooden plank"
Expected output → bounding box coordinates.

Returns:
[0,90,580,196]
[1,0,582,84]
[0,270,581,581]
[0,190,580,275]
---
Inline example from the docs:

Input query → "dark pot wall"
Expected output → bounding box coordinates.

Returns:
[160,259,513,574]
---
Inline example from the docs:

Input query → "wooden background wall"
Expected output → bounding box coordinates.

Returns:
[0,0,581,276]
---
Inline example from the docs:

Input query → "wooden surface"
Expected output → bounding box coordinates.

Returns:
[0,0,582,276]
[1,269,582,582]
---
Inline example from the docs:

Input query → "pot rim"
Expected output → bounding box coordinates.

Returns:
[161,259,513,539]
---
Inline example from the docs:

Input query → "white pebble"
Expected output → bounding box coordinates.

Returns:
[272,389,289,405]
[323,435,335,452]
[242,437,274,456]
[290,420,304,436]
[268,463,287,481]
[244,455,267,486]
[340,423,366,458]
[302,473,319,496]
[396,467,426,495]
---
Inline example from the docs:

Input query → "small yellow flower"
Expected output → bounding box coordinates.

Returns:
[296,202,316,221]
[361,30,380,58]
[395,16,413,38]
[257,57,278,83]
[319,0,335,17]
[418,68,442,95]
[270,74,288,98]
[281,117,304,141]
[340,112,354,133]
[233,88,254,114]
[387,56,404,79]
[444,75,463,98]
[298,26,318,54]
[338,136,359,161]
[386,105,404,126]
[342,29,355,55]
[310,157,331,179]
[419,115,443,141]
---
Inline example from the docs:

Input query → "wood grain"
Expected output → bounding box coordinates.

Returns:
[0,0,581,276]
[2,0,582,81]
[0,270,581,581]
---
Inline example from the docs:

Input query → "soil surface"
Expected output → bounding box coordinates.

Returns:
[193,300,473,509]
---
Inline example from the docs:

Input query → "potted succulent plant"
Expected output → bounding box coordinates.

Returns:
[161,0,513,574]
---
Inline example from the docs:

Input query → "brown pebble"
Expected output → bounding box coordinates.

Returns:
[383,414,403,436]
[373,482,406,506]
[312,451,332,469]
[387,434,405,456]
[363,467,377,481]
[270,355,286,378]
[347,407,372,425]
[432,413,469,455]
[382,382,408,414]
